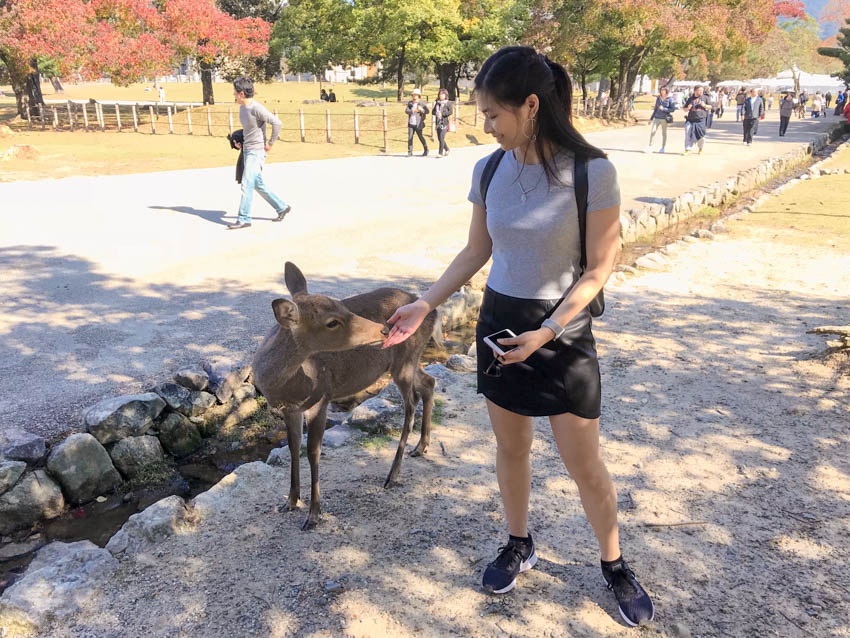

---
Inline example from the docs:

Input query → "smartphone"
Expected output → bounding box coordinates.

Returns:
[483,329,517,357]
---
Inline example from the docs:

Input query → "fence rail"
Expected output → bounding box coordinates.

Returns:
[19,97,619,150]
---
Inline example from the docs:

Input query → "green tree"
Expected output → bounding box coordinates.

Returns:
[217,0,283,78]
[270,0,355,88]
[819,16,850,86]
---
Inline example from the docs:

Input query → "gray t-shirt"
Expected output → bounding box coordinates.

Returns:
[468,150,620,299]
[239,101,282,151]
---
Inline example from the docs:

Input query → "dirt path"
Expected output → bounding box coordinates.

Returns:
[28,187,849,638]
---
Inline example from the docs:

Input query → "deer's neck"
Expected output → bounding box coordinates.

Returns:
[253,327,315,398]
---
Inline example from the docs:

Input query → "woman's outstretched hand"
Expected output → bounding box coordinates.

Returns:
[382,299,432,348]
[490,329,552,365]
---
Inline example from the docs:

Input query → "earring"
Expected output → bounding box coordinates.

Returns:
[523,116,537,142]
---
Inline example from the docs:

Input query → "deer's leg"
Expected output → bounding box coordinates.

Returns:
[410,369,436,458]
[284,411,304,510]
[302,399,329,531]
[385,365,416,488]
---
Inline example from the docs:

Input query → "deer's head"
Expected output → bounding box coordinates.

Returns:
[270,262,388,353]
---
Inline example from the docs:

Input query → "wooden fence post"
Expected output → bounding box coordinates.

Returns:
[99,103,106,130]
[132,105,138,132]
[299,108,305,142]
[187,106,193,135]
[115,103,122,132]
[149,105,156,134]
[25,106,32,129]
[67,101,74,130]
[52,106,59,130]
[228,108,233,135]
[82,103,89,131]
[206,107,212,136]
[354,108,359,144]
[326,109,331,143]
[382,107,388,153]
[167,106,174,133]
[453,103,459,129]
[474,102,479,127]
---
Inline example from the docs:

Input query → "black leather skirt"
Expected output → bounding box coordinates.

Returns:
[476,286,601,418]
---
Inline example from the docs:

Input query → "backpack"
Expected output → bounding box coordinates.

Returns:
[479,149,605,318]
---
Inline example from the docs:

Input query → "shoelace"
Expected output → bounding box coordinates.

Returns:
[606,563,639,594]
[492,543,524,571]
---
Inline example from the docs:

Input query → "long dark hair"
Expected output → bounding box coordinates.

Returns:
[475,46,606,185]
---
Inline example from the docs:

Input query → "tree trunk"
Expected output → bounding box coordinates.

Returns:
[580,71,588,103]
[49,77,64,93]
[201,66,215,105]
[436,62,460,100]
[396,45,406,102]
[24,58,44,118]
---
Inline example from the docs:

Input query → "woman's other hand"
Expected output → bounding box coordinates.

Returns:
[491,329,552,365]
[383,299,432,348]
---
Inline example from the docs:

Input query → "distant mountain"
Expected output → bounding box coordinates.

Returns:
[806,0,842,37]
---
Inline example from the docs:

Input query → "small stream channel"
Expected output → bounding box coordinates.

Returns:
[0,325,475,593]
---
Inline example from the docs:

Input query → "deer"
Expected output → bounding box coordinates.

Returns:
[252,262,437,530]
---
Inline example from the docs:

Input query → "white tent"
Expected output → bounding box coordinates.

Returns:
[775,69,844,93]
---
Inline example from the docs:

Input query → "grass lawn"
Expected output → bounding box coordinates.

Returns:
[731,147,850,248]
[0,80,645,181]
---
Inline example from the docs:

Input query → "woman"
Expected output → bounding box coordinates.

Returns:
[811,92,822,118]
[383,46,654,627]
[646,86,675,153]
[432,88,454,156]
[834,90,846,117]
[405,88,429,156]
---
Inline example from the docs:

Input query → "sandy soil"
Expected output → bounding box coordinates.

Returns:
[22,190,849,638]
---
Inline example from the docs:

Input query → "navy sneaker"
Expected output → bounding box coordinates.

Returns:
[602,557,655,626]
[482,534,537,594]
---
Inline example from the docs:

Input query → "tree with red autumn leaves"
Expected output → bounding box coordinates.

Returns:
[0,0,270,117]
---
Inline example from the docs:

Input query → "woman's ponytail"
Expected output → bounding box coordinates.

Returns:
[543,55,573,121]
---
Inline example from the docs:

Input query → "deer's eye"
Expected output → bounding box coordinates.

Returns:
[326,319,342,329]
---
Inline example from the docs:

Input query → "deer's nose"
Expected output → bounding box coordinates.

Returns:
[381,325,390,337]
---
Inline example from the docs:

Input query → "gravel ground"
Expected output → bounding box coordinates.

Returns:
[25,200,850,638]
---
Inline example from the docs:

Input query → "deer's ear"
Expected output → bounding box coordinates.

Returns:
[284,262,308,296]
[272,298,300,327]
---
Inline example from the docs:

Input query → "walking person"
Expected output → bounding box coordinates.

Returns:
[227,77,291,231]
[779,93,794,136]
[406,88,430,156]
[735,88,746,121]
[383,45,655,627]
[768,93,774,111]
[742,88,764,146]
[797,90,808,118]
[834,90,846,116]
[825,91,832,109]
[432,88,454,156]
[683,86,710,154]
[646,87,675,153]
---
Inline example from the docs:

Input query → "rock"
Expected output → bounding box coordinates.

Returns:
[671,622,692,638]
[174,366,209,391]
[46,433,122,505]
[201,397,260,435]
[109,435,165,479]
[0,428,47,464]
[634,253,668,271]
[709,221,729,234]
[325,408,351,428]
[157,412,202,457]
[437,286,482,332]
[201,357,252,403]
[424,363,458,387]
[324,423,359,448]
[467,342,477,357]
[324,581,343,593]
[357,100,386,107]
[192,462,283,522]
[446,354,477,373]
[0,459,27,497]
[266,446,287,466]
[616,264,639,275]
[84,393,166,445]
[105,495,191,557]
[153,382,216,417]
[377,383,403,404]
[0,470,65,535]
[0,535,46,560]
[348,397,401,432]
[232,383,257,403]
[692,229,715,240]
[0,541,117,634]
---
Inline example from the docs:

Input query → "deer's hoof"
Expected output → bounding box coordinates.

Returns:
[409,446,428,458]
[383,475,399,489]
[301,516,319,531]
[287,498,301,511]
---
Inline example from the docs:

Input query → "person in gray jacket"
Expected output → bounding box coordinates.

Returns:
[742,88,764,146]
[406,88,430,156]
[228,77,291,230]
[646,87,675,153]
[432,88,454,156]
[778,93,795,136]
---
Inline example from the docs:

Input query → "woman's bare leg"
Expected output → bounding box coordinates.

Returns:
[487,399,533,537]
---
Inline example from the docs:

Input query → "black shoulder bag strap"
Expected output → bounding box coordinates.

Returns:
[479,148,506,207]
